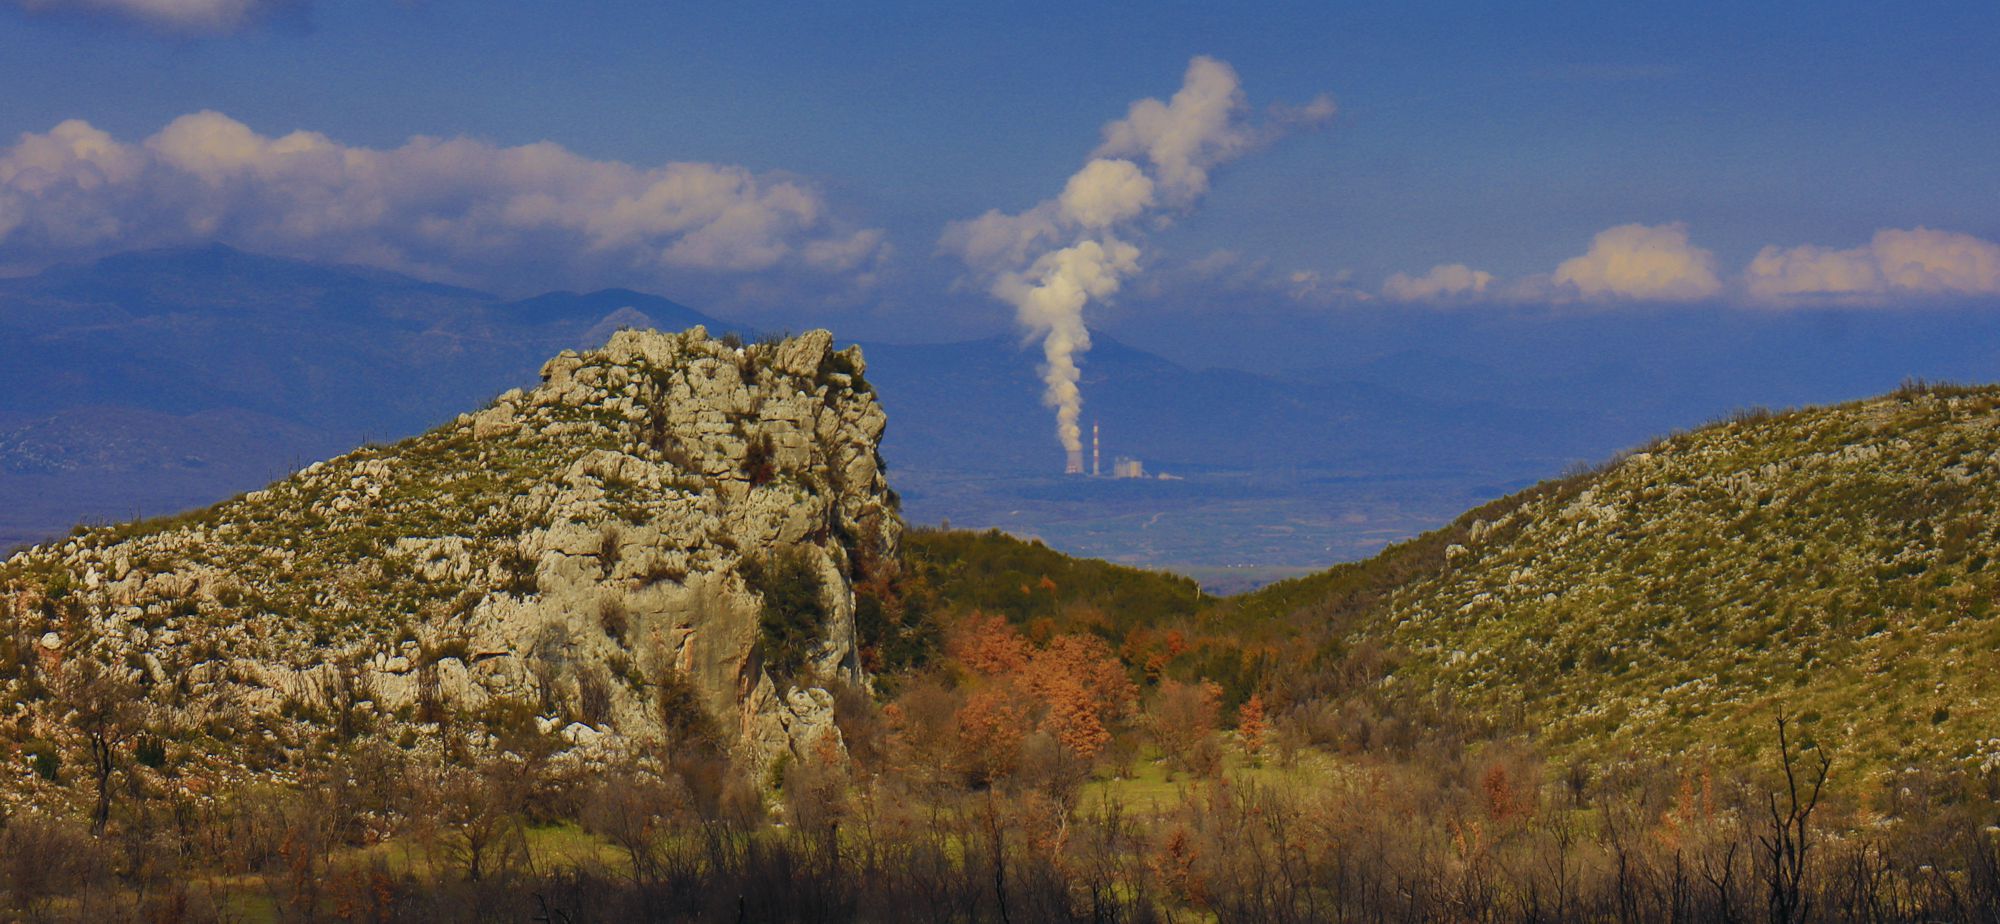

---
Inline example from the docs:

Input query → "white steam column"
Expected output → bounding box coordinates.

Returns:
[938,58,1333,482]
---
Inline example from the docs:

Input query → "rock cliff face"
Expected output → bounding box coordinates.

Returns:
[0,327,898,786]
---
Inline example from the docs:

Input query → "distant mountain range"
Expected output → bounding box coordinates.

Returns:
[0,246,1571,572]
[0,245,729,552]
[6,244,1997,586]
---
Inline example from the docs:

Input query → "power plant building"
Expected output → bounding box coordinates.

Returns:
[1068,423,1147,479]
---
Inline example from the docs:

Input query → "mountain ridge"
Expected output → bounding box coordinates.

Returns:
[0,245,1596,572]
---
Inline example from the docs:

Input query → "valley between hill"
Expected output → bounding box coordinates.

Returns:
[5,333,2000,921]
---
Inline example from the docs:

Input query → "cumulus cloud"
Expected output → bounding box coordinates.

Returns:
[0,111,887,294]
[1089,57,1335,208]
[937,203,1060,274]
[1382,263,1494,302]
[1552,222,1723,301]
[1380,223,2000,309]
[1746,227,2000,303]
[1377,224,1723,306]
[943,56,1329,468]
[8,0,295,32]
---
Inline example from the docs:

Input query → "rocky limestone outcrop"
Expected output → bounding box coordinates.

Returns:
[0,326,898,789]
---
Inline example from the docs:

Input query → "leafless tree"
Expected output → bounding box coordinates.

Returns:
[1761,710,1831,924]
[57,654,144,837]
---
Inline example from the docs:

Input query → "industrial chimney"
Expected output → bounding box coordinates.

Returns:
[1065,450,1084,475]
[1092,423,1101,477]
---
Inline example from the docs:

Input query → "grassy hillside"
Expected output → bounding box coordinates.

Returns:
[896,528,1314,705]
[1235,382,2000,777]
[904,527,1203,630]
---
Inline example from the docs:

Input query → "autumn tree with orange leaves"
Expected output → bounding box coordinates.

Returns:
[1237,693,1268,766]
[948,611,1030,675]
[1147,678,1224,777]
[912,612,1139,784]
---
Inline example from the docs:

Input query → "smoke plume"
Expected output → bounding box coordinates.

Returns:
[942,56,1332,469]
[994,238,1142,467]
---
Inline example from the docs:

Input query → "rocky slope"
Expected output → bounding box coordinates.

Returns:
[0,326,897,795]
[1249,384,2000,776]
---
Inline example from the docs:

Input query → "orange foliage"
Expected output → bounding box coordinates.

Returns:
[811,729,846,767]
[1480,763,1519,823]
[1656,767,1715,851]
[926,619,1144,773]
[1450,817,1489,862]
[1237,693,1268,762]
[1042,678,1112,761]
[1150,824,1207,907]
[955,686,1029,780]
[1479,761,1535,825]
[1016,790,1072,860]
[1147,678,1224,772]
[1021,633,1135,762]
[1025,634,1135,718]
[947,611,1029,675]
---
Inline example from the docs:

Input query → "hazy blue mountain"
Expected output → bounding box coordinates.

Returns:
[0,246,737,551]
[11,245,1994,587]
[1269,306,2000,426]
[0,246,1576,578]
[862,334,1601,477]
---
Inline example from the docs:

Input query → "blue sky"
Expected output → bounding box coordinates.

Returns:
[4,0,2000,348]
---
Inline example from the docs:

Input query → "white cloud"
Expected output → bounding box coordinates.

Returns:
[1286,268,1368,304]
[1376,223,1720,307]
[1873,228,2000,293]
[1271,94,1339,127]
[0,111,888,293]
[1374,224,2000,311]
[803,228,888,273]
[1552,222,1722,301]
[937,203,1061,274]
[1747,227,2000,303]
[1382,263,1494,302]
[9,0,293,32]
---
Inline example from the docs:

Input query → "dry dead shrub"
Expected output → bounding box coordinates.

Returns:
[0,812,109,915]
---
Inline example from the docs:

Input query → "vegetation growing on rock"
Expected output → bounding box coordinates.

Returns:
[1308,383,2000,775]
[0,326,898,811]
